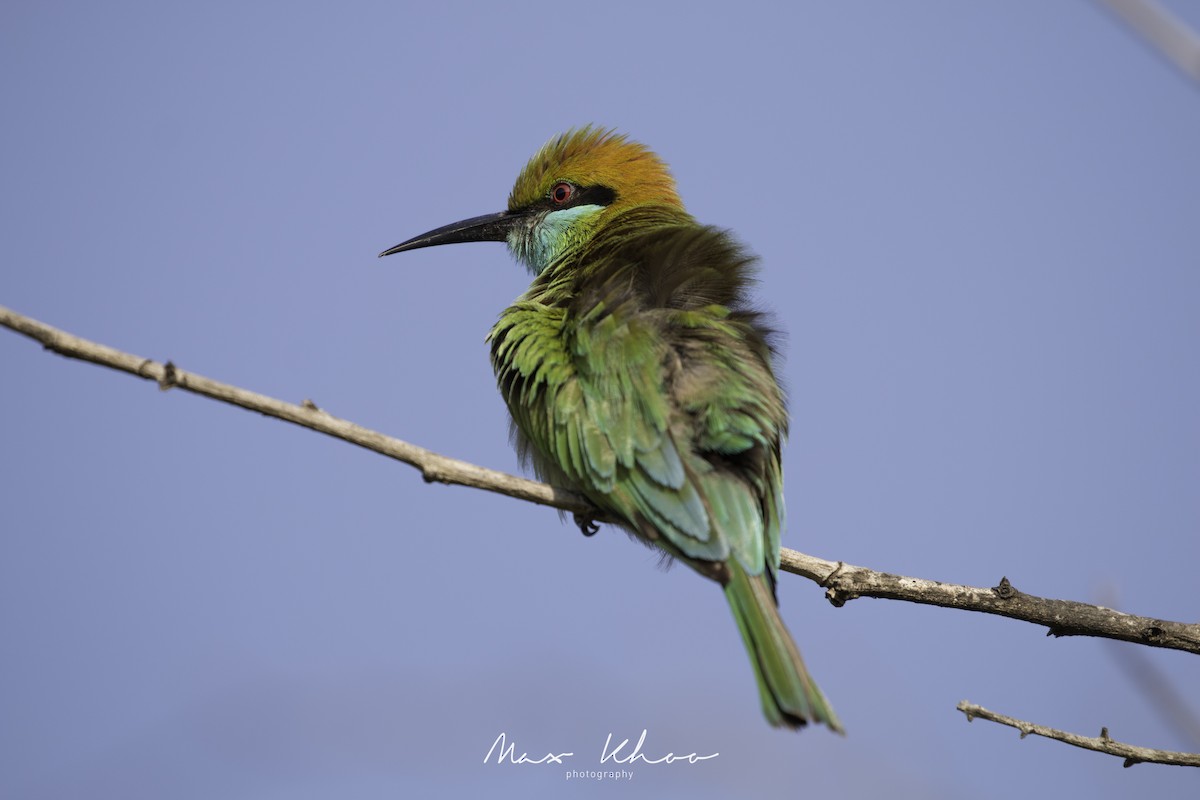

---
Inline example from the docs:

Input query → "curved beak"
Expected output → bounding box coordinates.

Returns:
[378,210,523,257]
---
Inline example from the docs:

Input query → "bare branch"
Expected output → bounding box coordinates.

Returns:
[956,701,1200,768]
[782,552,1200,655]
[4,304,1199,658]
[0,304,595,517]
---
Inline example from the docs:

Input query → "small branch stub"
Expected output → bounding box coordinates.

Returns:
[158,360,177,390]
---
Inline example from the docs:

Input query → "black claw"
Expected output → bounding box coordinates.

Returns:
[573,512,600,537]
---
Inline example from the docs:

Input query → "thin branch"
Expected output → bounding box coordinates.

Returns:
[4,304,1199,658]
[956,701,1200,768]
[0,304,594,516]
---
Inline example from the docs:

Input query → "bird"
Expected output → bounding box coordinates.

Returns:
[379,127,841,732]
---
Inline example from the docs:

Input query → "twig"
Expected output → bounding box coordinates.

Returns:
[956,701,1200,768]
[4,304,1200,657]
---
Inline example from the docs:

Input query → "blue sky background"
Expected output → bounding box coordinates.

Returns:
[2,1,1198,797]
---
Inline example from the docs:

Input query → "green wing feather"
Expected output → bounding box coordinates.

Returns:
[488,211,838,730]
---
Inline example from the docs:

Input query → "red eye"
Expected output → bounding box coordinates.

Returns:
[550,182,574,205]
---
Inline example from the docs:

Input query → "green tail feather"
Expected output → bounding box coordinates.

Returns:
[725,560,843,733]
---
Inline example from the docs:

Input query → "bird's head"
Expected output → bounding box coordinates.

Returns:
[380,127,684,274]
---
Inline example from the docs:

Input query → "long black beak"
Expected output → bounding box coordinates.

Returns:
[378,210,522,257]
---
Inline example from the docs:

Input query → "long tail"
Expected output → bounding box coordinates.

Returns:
[724,560,843,732]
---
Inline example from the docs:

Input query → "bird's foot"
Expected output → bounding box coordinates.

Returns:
[573,512,601,537]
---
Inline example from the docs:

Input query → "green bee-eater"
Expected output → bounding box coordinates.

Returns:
[381,127,840,732]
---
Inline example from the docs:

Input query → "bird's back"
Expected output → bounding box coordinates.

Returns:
[489,206,788,585]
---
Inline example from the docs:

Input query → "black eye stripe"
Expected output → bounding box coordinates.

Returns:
[541,183,616,211]
[575,185,615,207]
